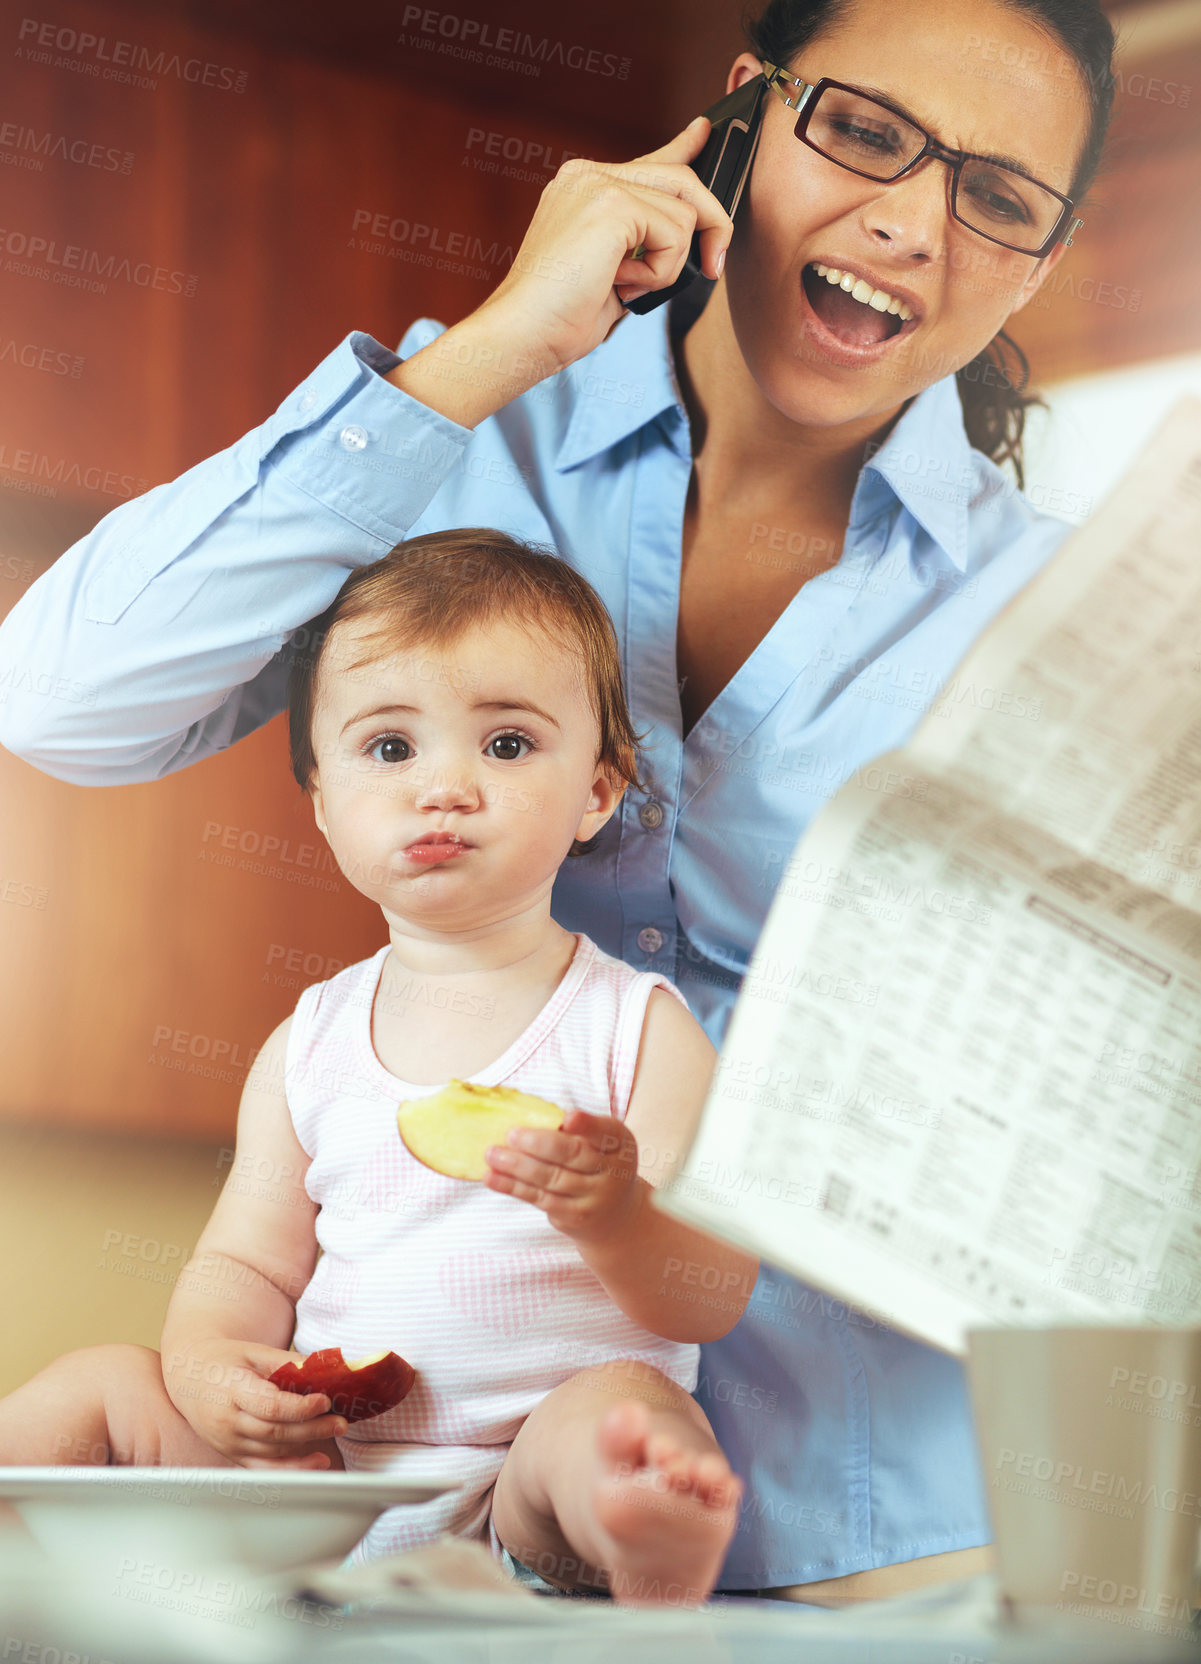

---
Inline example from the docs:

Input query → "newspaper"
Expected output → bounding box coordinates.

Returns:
[658,399,1201,1355]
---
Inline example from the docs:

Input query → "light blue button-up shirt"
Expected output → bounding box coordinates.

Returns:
[0,292,1071,1586]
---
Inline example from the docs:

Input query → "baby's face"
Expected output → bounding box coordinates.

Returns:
[306,619,622,933]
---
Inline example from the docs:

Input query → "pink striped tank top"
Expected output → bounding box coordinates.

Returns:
[283,931,699,1561]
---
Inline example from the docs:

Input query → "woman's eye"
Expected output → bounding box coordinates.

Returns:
[962,172,1032,225]
[486,733,532,761]
[367,734,411,764]
[831,119,901,155]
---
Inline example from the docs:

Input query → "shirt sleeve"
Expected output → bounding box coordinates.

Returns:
[0,327,472,786]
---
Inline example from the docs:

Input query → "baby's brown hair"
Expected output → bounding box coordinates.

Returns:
[287,529,645,854]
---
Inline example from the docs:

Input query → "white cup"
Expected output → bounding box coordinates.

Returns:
[967,1326,1201,1644]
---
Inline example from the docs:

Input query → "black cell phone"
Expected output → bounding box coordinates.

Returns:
[622,74,769,316]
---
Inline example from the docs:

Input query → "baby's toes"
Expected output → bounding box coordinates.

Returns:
[646,1438,698,1491]
[690,1452,741,1506]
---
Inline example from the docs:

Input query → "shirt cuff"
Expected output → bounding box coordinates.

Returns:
[266,328,473,548]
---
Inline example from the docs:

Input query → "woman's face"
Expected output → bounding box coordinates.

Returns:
[721,0,1091,431]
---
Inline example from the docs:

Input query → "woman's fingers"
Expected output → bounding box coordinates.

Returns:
[617,115,734,283]
[548,158,700,290]
[394,111,734,425]
[556,133,732,295]
[466,114,733,380]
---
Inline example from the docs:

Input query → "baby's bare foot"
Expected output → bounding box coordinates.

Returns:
[591,1400,741,1608]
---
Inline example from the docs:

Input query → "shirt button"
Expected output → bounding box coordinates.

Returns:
[339,424,368,451]
[298,392,316,413]
[637,926,663,955]
[639,800,665,831]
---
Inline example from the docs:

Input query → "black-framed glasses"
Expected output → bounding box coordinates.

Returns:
[762,63,1081,258]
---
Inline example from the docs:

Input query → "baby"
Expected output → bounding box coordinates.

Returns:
[0,528,758,1606]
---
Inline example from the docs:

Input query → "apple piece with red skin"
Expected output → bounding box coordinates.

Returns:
[269,1347,415,1423]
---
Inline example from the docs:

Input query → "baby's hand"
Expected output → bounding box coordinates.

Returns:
[163,1339,349,1469]
[485,1109,641,1244]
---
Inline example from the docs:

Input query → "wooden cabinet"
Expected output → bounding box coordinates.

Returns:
[0,0,650,1138]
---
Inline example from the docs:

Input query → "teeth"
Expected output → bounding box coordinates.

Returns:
[811,264,913,323]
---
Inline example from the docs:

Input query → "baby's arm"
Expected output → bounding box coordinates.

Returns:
[485,990,758,1342]
[160,1015,348,1466]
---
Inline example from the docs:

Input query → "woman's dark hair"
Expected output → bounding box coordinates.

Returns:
[743,0,1116,485]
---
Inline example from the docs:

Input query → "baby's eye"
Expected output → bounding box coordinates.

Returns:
[367,734,412,764]
[486,732,533,761]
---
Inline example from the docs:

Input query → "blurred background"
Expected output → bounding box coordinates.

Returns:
[0,0,1198,1392]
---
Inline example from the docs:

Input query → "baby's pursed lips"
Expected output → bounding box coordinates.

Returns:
[811,263,915,322]
[406,830,466,849]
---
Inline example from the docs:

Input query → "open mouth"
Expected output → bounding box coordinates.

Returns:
[801,262,915,349]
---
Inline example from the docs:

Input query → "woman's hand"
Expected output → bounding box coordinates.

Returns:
[483,115,732,368]
[163,1338,348,1469]
[391,117,733,428]
[484,1108,644,1246]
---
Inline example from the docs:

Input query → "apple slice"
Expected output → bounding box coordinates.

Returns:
[269,1346,415,1422]
[397,1079,564,1181]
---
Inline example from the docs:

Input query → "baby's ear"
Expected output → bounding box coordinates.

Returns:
[576,764,624,844]
[308,778,329,841]
[596,762,628,812]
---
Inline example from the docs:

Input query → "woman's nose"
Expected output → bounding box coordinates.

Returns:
[861,159,948,263]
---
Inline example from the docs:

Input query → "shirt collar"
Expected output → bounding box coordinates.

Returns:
[555,295,975,572]
[555,301,684,472]
[856,374,974,571]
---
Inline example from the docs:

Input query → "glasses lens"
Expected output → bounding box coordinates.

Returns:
[803,86,925,181]
[953,162,1064,254]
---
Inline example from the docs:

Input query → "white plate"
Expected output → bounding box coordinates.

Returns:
[0,1466,460,1506]
[0,1465,463,1574]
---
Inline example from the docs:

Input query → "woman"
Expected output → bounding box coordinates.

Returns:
[0,0,1114,1605]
